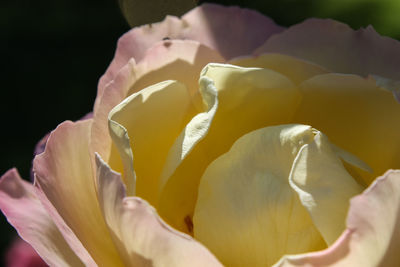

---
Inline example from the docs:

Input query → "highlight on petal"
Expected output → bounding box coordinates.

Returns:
[33,120,124,266]
[292,73,400,185]
[275,170,400,267]
[256,18,400,82]
[158,64,301,234]
[108,80,197,204]
[0,169,84,266]
[229,53,329,85]
[95,153,223,267]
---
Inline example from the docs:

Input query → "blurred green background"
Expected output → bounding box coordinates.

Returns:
[1,0,399,264]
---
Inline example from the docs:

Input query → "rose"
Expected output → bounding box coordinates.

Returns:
[1,3,400,266]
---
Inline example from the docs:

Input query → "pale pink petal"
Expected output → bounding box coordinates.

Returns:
[30,112,93,180]
[6,237,47,267]
[274,170,400,266]
[0,169,84,266]
[95,153,223,266]
[181,4,284,60]
[256,19,400,82]
[33,120,124,266]
[98,3,283,95]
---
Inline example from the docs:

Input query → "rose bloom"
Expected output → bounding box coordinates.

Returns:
[1,3,400,266]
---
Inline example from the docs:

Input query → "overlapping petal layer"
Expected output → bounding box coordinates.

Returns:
[193,124,363,266]
[293,73,400,184]
[0,169,84,266]
[275,170,400,267]
[33,120,123,266]
[95,153,223,267]
[157,64,301,233]
[98,3,283,95]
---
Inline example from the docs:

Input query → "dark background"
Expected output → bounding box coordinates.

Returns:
[1,0,399,264]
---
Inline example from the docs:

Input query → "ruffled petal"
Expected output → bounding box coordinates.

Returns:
[275,170,400,267]
[91,40,224,167]
[293,73,400,185]
[33,120,123,266]
[256,19,400,82]
[158,64,301,234]
[95,153,223,267]
[108,80,197,204]
[0,169,84,266]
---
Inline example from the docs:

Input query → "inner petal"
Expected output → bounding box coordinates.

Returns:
[193,124,327,266]
[294,73,400,185]
[158,64,301,234]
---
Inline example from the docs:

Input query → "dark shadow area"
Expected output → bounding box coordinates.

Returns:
[0,0,128,262]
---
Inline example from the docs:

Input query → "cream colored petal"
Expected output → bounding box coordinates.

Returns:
[293,73,400,185]
[108,80,198,204]
[229,53,329,85]
[289,131,364,245]
[275,170,400,267]
[0,169,85,266]
[193,124,326,267]
[33,120,124,266]
[95,153,223,267]
[158,64,301,234]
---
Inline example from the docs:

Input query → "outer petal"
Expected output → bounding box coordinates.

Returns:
[95,153,223,267]
[98,3,283,94]
[158,64,301,234]
[275,170,400,267]
[33,120,124,266]
[0,169,84,266]
[256,19,400,82]
[292,73,400,185]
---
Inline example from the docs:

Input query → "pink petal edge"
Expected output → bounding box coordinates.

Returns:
[0,169,85,266]
[274,170,400,266]
[256,18,400,84]
[97,3,283,102]
[95,153,223,266]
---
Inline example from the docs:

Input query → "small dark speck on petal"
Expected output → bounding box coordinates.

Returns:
[184,215,193,234]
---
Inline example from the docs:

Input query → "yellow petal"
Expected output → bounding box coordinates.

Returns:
[193,124,327,266]
[108,80,197,204]
[293,73,400,184]
[229,53,329,85]
[158,63,301,234]
[95,153,223,267]
[289,130,364,245]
